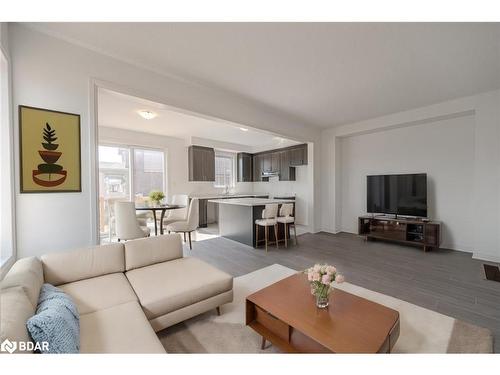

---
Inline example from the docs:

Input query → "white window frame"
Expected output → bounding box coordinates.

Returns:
[131,146,166,199]
[0,44,16,272]
[98,143,167,201]
[214,151,236,188]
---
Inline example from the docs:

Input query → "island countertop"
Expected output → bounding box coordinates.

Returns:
[189,193,268,199]
[208,197,295,206]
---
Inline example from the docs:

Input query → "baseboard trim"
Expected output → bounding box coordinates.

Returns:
[318,230,342,235]
[472,253,500,264]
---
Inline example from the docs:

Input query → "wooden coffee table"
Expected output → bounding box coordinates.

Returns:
[246,273,400,353]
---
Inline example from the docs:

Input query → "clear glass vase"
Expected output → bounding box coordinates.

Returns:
[315,294,329,308]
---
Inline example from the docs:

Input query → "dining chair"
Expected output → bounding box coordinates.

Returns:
[276,203,297,247]
[161,194,189,229]
[255,204,279,252]
[115,201,150,241]
[166,198,199,250]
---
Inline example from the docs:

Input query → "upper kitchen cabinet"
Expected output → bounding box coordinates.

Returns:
[237,152,253,182]
[271,152,280,172]
[188,145,215,181]
[279,150,296,181]
[262,152,272,173]
[259,151,280,173]
[236,144,309,183]
[289,144,308,166]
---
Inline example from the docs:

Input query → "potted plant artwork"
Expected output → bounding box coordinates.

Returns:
[32,123,67,187]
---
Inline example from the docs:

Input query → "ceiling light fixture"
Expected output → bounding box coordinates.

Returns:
[138,110,157,120]
[239,127,249,132]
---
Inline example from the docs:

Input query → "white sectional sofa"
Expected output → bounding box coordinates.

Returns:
[0,234,233,353]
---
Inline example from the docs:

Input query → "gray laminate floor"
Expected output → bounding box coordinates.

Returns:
[183,231,500,352]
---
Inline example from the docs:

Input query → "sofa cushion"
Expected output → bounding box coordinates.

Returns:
[0,257,44,308]
[125,257,233,320]
[0,286,35,353]
[58,273,138,315]
[80,301,165,353]
[124,234,183,271]
[41,243,125,286]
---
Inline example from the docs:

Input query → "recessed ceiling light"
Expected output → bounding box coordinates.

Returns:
[239,127,249,132]
[138,110,157,120]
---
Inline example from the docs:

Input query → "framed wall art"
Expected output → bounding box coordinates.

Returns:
[19,105,81,193]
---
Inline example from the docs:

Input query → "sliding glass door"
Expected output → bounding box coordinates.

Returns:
[98,144,165,243]
[98,145,131,242]
[132,148,165,204]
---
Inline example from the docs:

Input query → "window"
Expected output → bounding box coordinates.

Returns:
[214,152,235,188]
[98,145,165,243]
[98,146,130,242]
[133,148,165,198]
[0,47,14,267]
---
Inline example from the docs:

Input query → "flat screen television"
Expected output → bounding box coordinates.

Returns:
[367,173,427,217]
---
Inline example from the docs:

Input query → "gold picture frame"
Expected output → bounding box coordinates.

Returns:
[19,105,81,193]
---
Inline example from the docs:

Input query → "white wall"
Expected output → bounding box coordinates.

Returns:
[320,90,500,262]
[10,24,320,258]
[340,115,475,251]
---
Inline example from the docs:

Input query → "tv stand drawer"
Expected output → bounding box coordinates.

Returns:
[369,221,406,241]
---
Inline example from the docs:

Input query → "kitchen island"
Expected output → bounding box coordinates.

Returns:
[189,193,269,227]
[208,198,295,248]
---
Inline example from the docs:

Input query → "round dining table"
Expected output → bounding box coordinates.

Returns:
[135,204,186,236]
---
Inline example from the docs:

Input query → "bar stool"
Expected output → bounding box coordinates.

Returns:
[276,203,298,247]
[255,204,279,252]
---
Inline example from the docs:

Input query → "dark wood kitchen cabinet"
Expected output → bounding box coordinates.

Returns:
[271,152,280,172]
[188,145,215,181]
[289,144,308,166]
[253,154,263,182]
[279,150,296,181]
[262,153,272,173]
[237,152,253,182]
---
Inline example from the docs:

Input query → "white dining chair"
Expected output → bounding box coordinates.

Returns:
[115,201,150,241]
[166,198,199,250]
[161,194,189,229]
[276,203,297,247]
[255,204,279,252]
[133,195,153,229]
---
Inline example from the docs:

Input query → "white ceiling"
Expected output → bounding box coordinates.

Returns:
[98,88,300,152]
[31,22,500,128]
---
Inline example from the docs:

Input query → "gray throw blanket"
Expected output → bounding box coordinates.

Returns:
[27,283,80,353]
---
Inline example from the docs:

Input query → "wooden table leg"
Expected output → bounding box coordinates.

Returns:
[284,223,288,248]
[261,336,266,350]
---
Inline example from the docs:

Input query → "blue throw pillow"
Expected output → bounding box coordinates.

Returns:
[26,283,80,354]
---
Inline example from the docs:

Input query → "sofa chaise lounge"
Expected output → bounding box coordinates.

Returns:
[0,234,233,353]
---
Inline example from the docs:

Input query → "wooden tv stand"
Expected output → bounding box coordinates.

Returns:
[358,215,441,252]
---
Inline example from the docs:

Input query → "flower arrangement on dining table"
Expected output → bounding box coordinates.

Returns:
[148,190,165,206]
[305,264,345,308]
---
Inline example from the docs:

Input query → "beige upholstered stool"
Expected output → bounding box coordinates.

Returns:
[255,204,279,252]
[276,203,298,247]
